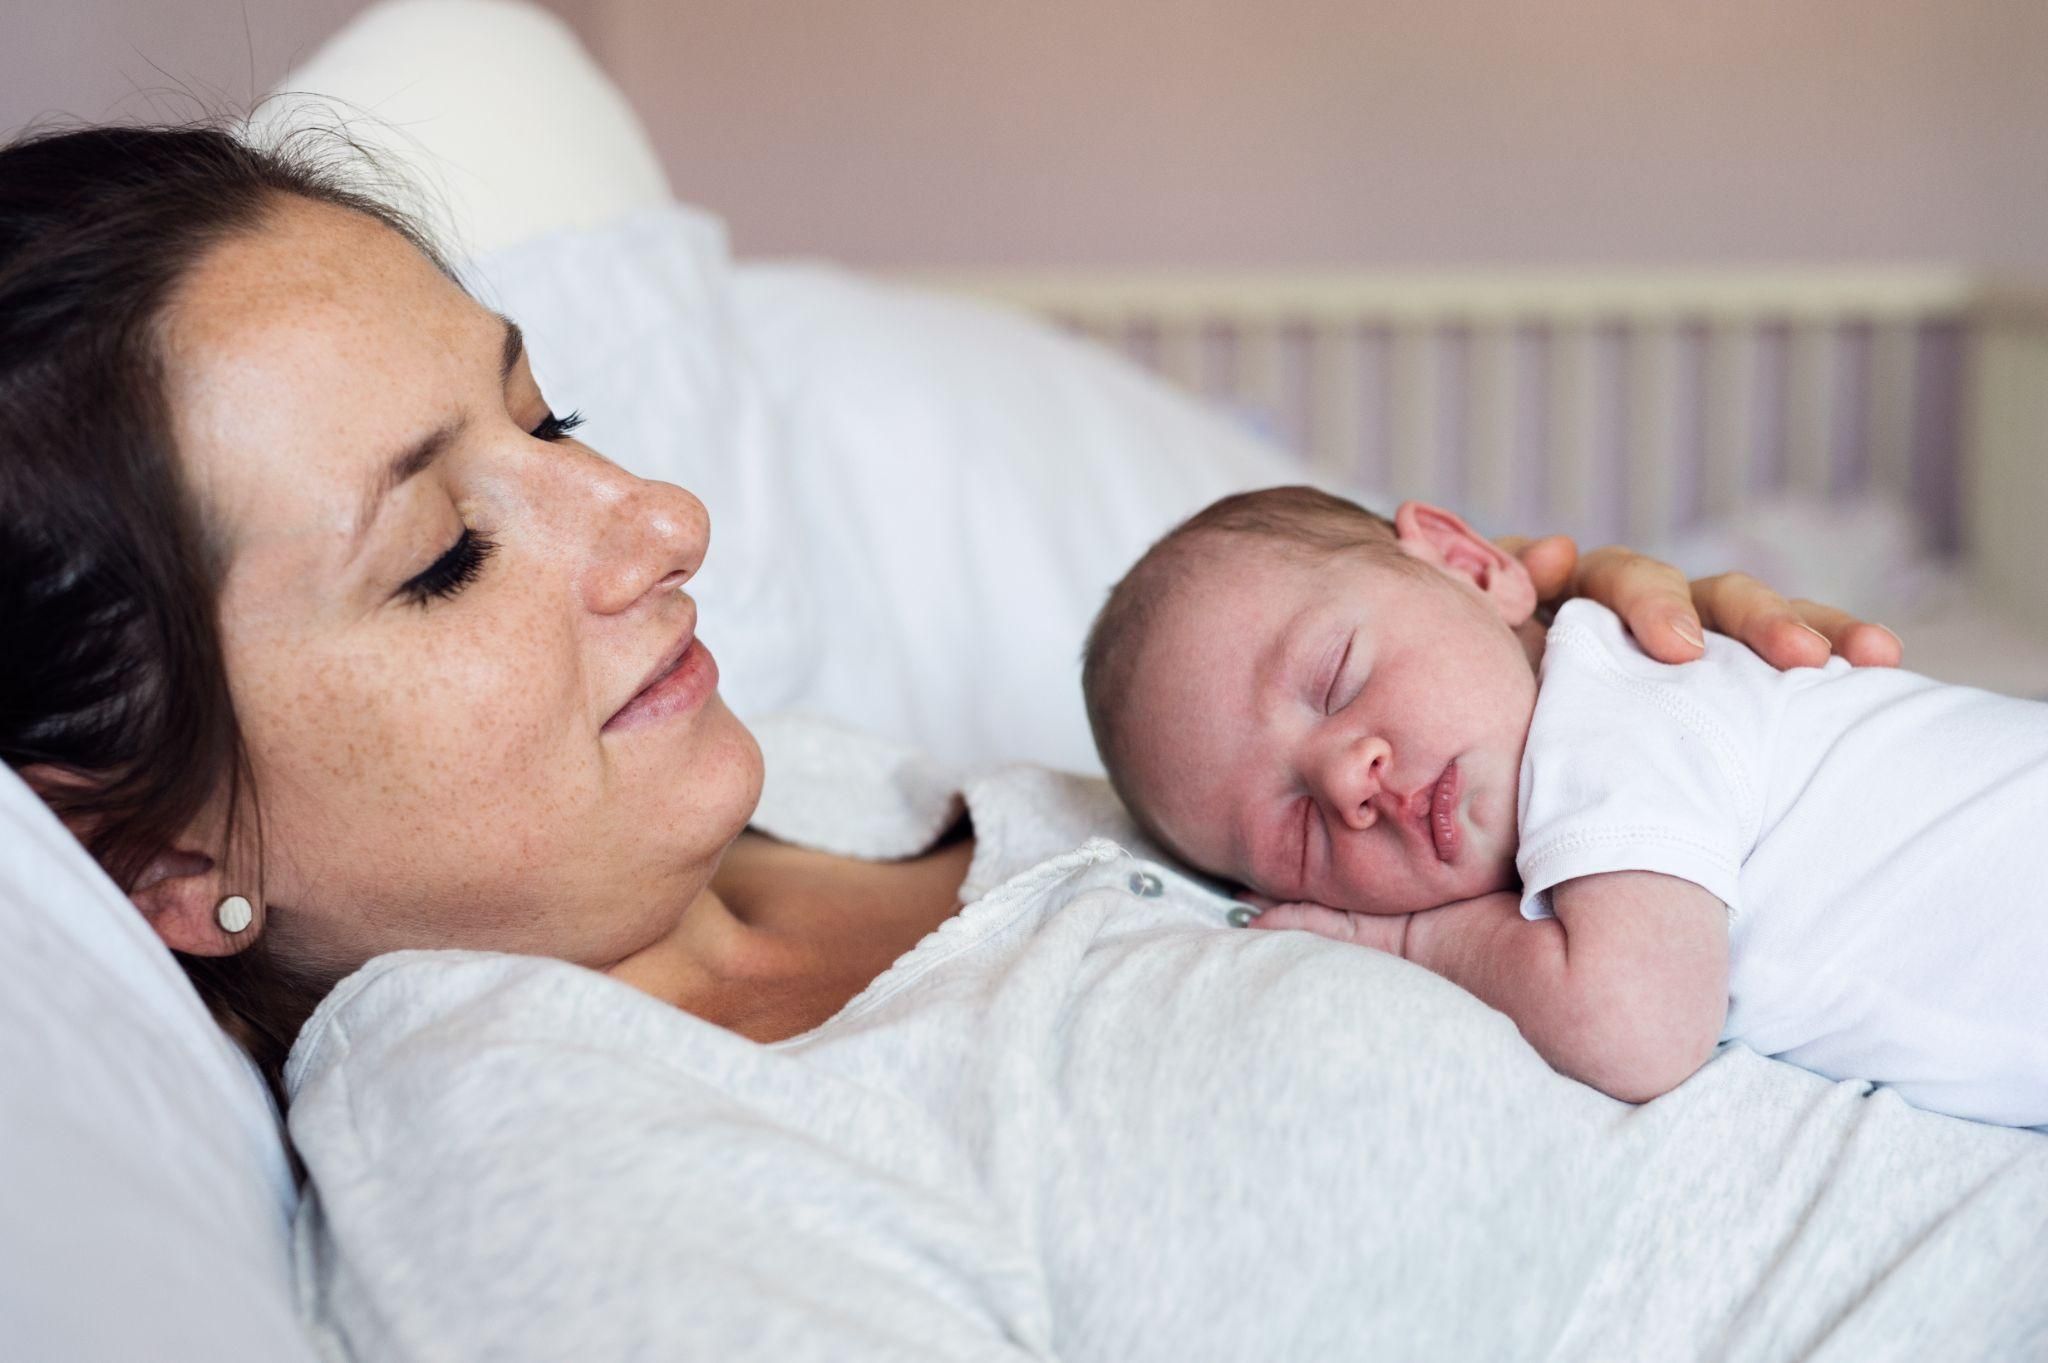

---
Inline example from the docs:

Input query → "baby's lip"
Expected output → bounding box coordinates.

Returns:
[1378,769,1440,844]
[1427,760,1464,862]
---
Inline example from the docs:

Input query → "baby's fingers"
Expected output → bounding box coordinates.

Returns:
[1248,900,1366,940]
[1245,899,1411,955]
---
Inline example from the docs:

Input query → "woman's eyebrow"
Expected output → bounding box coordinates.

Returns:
[348,315,525,558]
[497,314,524,382]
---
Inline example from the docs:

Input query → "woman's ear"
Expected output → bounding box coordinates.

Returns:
[1392,501,1539,627]
[128,847,260,957]
[20,763,259,957]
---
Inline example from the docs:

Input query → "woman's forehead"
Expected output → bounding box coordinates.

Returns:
[161,199,490,531]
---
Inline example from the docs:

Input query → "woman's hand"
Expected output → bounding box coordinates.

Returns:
[1502,536,1904,671]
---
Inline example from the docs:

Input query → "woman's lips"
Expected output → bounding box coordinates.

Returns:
[604,637,718,733]
[1428,760,1463,863]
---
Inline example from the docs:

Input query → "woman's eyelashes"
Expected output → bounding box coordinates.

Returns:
[399,528,498,607]
[530,408,584,443]
[395,407,587,607]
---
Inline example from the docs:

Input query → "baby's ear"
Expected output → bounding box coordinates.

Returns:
[1392,502,1538,626]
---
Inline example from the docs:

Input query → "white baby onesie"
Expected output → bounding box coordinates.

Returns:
[1516,599,2048,1128]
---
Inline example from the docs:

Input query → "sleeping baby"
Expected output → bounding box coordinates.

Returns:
[1083,485,2048,1128]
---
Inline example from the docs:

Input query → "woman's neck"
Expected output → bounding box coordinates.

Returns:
[605,828,976,1043]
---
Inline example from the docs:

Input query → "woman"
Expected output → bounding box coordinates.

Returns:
[10,124,1987,1360]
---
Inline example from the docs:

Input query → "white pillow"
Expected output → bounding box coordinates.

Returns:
[0,767,313,1362]
[729,262,1318,774]
[258,0,672,260]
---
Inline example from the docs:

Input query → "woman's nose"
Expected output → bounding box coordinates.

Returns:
[579,473,711,615]
[1314,733,1392,831]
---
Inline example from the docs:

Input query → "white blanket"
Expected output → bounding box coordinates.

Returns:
[286,717,2048,1361]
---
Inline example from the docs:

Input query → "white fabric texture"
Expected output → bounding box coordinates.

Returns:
[727,262,1325,774]
[1518,599,2048,1127]
[0,767,312,1363]
[286,717,2048,1362]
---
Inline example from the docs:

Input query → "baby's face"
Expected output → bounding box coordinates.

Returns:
[1122,537,1539,915]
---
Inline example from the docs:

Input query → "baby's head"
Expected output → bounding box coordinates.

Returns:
[1085,487,1543,915]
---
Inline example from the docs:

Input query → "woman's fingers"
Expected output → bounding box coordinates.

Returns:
[1502,534,1578,605]
[1688,572,1833,669]
[1575,546,1706,663]
[1786,599,1905,667]
[1501,534,1906,671]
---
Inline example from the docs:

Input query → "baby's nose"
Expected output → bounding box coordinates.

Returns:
[1323,736,1392,829]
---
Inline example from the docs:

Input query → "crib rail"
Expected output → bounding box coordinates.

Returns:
[898,267,2031,567]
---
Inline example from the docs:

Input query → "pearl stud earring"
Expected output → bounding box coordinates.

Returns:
[215,894,254,934]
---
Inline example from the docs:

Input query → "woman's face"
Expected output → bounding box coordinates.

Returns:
[161,196,761,973]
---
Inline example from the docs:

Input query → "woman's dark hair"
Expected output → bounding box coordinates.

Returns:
[0,119,452,1099]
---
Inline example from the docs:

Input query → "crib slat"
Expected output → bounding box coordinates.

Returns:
[1787,320,1837,496]
[1390,324,1439,501]
[1238,321,1290,448]
[1468,323,1517,528]
[1867,320,1918,504]
[1159,319,1206,393]
[1309,322,1365,484]
[1703,321,1757,519]
[1547,323,1598,536]
[1626,322,1681,546]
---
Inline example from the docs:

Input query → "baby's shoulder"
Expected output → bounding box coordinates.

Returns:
[1542,599,1791,699]
[1536,600,1795,766]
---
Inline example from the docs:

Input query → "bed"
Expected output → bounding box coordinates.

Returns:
[4,2,2046,1359]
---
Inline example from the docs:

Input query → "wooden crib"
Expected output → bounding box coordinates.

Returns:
[902,267,2048,639]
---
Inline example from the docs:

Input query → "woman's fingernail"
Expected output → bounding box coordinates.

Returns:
[1801,623,1832,650]
[1671,618,1705,649]
[1875,624,1903,649]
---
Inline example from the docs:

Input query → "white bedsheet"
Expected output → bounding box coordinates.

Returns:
[285,718,2048,1361]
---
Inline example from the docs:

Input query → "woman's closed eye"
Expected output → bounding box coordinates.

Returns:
[399,526,498,606]
[395,408,587,607]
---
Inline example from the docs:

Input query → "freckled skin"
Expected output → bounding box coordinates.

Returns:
[163,198,762,973]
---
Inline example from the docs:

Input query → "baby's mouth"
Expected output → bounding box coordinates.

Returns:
[1428,760,1463,863]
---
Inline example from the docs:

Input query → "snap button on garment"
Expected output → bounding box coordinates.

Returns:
[1226,905,1257,928]
[1128,871,1164,898]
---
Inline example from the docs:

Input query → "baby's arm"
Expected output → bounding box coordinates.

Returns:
[1375,872,1727,1102]
[1247,871,1728,1101]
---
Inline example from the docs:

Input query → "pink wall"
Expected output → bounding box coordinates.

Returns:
[3,0,369,133]
[8,1,2044,273]
[590,0,2048,272]
[0,0,605,138]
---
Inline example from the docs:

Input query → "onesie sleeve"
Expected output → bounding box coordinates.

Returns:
[1515,601,1778,923]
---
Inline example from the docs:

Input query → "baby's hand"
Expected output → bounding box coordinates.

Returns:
[1241,894,1411,956]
